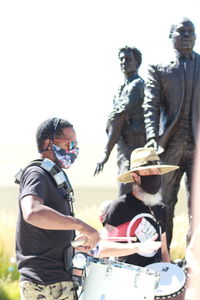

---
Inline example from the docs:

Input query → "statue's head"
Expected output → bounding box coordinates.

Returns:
[169,17,196,54]
[118,46,142,77]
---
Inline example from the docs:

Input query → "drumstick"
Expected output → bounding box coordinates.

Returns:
[105,237,137,241]
[71,236,137,247]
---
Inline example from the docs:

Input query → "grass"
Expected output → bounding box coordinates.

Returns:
[75,204,103,231]
[0,209,20,300]
[0,206,189,300]
[170,212,189,261]
[0,280,20,300]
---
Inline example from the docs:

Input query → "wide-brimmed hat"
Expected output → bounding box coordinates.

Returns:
[117,147,179,183]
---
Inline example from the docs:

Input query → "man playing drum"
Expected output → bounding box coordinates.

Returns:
[99,147,179,267]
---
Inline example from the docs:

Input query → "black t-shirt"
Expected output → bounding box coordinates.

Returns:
[104,193,167,267]
[16,166,74,284]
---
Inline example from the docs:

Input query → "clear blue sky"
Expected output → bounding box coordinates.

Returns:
[1,0,200,147]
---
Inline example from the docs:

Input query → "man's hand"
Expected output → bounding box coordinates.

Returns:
[136,234,161,255]
[94,155,109,176]
[71,235,91,252]
[74,223,100,251]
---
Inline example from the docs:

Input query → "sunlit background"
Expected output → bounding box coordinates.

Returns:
[1,0,200,146]
[0,0,199,214]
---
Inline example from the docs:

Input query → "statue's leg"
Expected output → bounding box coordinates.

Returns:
[161,167,183,248]
[183,147,195,245]
[160,145,184,248]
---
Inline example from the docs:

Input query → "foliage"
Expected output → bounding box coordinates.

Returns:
[170,213,189,261]
[0,209,20,300]
[76,204,103,231]
[0,279,20,300]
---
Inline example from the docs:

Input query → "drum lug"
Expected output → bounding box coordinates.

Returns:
[133,271,140,288]
[105,264,113,279]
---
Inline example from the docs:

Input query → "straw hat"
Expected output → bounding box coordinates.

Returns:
[117,147,179,183]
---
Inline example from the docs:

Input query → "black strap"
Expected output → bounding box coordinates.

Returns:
[16,159,75,217]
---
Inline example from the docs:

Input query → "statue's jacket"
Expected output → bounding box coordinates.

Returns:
[105,75,145,156]
[143,51,200,151]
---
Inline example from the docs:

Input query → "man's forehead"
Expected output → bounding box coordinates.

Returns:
[61,127,76,138]
[132,168,161,175]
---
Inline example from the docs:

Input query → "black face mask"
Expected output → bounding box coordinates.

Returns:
[140,175,161,195]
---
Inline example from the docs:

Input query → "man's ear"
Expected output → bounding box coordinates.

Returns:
[43,139,52,151]
[130,172,140,184]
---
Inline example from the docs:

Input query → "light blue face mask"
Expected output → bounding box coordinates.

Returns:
[52,144,79,169]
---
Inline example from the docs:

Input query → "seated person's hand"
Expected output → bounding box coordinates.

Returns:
[136,234,161,255]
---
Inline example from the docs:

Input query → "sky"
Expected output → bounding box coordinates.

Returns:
[1,0,200,148]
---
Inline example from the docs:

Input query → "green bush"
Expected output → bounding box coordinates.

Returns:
[0,252,19,281]
[0,279,20,300]
[0,210,20,299]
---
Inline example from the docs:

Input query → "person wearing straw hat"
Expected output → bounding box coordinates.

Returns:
[99,147,179,267]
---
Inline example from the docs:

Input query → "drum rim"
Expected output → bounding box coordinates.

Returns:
[86,257,159,277]
[154,285,186,299]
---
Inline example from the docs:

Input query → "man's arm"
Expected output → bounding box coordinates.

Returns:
[21,195,100,250]
[98,223,161,258]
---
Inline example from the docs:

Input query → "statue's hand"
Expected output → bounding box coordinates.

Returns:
[94,155,109,176]
[145,139,158,151]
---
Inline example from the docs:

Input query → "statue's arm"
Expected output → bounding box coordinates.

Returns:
[143,65,162,150]
[105,111,125,156]
[94,111,125,175]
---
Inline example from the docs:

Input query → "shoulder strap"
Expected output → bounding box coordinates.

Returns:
[14,158,75,216]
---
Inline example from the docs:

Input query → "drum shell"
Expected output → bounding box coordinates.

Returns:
[81,257,160,300]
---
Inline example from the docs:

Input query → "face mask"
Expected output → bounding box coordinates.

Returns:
[52,144,79,169]
[140,175,161,195]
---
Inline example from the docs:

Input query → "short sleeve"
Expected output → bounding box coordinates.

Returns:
[103,200,123,227]
[20,167,48,203]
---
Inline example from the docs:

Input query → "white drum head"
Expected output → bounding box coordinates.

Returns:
[147,262,186,298]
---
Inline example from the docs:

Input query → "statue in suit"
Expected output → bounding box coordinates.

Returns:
[94,46,145,196]
[143,17,200,247]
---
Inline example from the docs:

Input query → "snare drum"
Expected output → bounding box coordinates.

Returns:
[147,262,186,300]
[81,257,160,300]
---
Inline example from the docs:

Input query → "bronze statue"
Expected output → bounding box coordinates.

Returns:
[94,46,145,196]
[143,17,200,247]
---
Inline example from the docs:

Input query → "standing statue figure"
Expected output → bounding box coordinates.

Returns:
[94,46,145,196]
[143,17,200,248]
